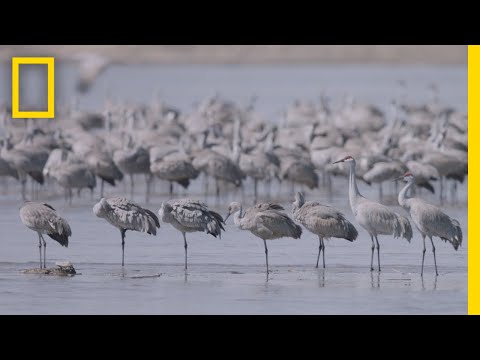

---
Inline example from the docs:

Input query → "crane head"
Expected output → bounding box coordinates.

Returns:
[293,192,305,210]
[225,202,242,222]
[332,155,354,164]
[395,172,415,182]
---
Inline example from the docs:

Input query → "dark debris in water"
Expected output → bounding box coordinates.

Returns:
[22,262,78,277]
[128,273,162,279]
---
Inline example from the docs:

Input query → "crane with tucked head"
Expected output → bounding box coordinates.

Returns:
[93,197,160,266]
[19,202,72,269]
[292,192,358,269]
[396,172,462,276]
[333,156,412,272]
[159,199,225,271]
[225,202,302,277]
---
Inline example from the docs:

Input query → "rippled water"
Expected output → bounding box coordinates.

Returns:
[0,64,468,314]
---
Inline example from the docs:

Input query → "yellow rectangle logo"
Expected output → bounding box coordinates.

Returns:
[11,57,55,119]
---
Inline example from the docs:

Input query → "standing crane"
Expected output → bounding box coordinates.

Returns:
[333,156,412,272]
[19,202,72,269]
[224,202,302,277]
[93,197,160,266]
[158,199,225,270]
[396,172,462,276]
[292,192,358,268]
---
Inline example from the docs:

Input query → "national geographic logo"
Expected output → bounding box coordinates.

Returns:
[11,57,54,119]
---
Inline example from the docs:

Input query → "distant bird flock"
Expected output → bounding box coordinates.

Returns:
[1,84,466,277]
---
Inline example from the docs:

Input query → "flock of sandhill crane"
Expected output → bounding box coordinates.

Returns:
[18,165,462,279]
[2,85,467,279]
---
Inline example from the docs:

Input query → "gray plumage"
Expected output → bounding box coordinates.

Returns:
[225,201,302,276]
[84,150,124,197]
[150,153,199,192]
[159,199,225,270]
[363,161,407,184]
[19,202,72,269]
[398,173,462,276]
[192,149,244,190]
[333,156,412,272]
[53,163,97,205]
[363,160,407,200]
[113,146,152,202]
[113,147,151,175]
[93,197,160,266]
[239,151,280,202]
[405,160,438,194]
[292,192,358,268]
[281,156,319,190]
[0,156,18,179]
[1,140,49,199]
[43,148,83,178]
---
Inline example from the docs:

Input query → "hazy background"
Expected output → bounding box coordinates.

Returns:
[0,45,467,64]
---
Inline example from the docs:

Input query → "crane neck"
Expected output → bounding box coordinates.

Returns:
[348,160,361,211]
[398,180,414,209]
[233,206,244,228]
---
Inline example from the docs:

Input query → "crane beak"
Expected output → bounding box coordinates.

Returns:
[224,213,231,222]
[393,176,404,182]
[332,159,344,164]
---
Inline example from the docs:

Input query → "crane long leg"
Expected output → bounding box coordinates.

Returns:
[21,179,26,201]
[421,234,426,277]
[215,178,220,198]
[145,174,152,204]
[183,232,188,271]
[130,174,134,200]
[100,179,104,198]
[322,238,326,269]
[38,233,42,269]
[254,179,258,204]
[120,229,126,267]
[316,236,323,269]
[204,174,209,196]
[263,239,269,277]
[41,235,47,269]
[429,236,438,276]
[439,176,444,205]
[375,235,381,272]
[370,235,375,271]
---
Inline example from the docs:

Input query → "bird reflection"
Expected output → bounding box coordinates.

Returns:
[370,271,381,288]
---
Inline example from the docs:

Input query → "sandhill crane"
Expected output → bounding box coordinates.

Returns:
[84,150,124,198]
[422,151,467,204]
[52,163,97,205]
[159,199,225,270]
[93,197,160,266]
[0,156,18,180]
[362,160,407,201]
[292,192,358,268]
[224,202,302,277]
[19,202,72,269]
[113,146,152,203]
[150,152,199,197]
[192,149,244,197]
[238,150,280,203]
[1,137,48,199]
[396,172,462,276]
[333,156,412,272]
[73,53,110,94]
[405,160,439,194]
